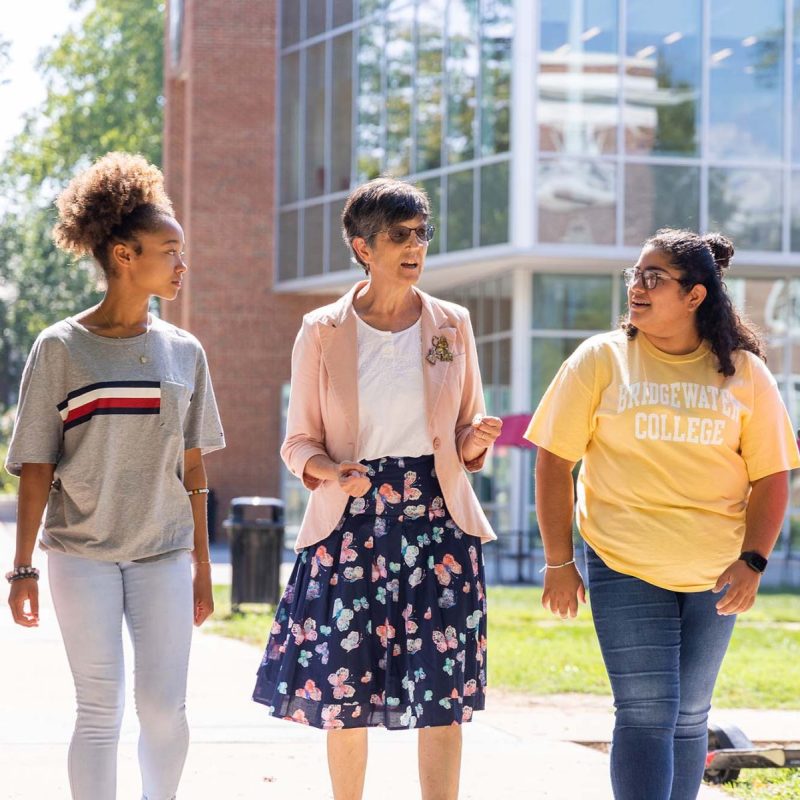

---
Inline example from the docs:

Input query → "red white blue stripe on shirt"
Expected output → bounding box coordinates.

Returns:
[58,381,161,431]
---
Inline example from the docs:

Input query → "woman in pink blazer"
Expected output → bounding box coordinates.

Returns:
[253,178,501,800]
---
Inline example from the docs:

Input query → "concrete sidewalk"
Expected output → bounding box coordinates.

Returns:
[1,504,794,799]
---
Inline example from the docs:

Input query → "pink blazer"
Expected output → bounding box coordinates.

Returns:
[281,282,497,551]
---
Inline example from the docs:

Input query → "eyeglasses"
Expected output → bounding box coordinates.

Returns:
[622,267,685,291]
[376,223,436,245]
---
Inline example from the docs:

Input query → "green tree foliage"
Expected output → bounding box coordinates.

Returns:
[0,0,164,405]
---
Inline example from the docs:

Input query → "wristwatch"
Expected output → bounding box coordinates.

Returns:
[739,551,768,574]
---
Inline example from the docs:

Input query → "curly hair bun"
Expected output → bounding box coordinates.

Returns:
[53,152,174,258]
[702,232,734,271]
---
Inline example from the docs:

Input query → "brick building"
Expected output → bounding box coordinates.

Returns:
[164,1,799,571]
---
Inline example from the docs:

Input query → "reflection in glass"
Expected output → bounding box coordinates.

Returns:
[331,34,353,193]
[277,210,299,281]
[281,0,301,47]
[480,0,512,156]
[333,0,354,28]
[304,204,325,276]
[280,53,301,204]
[419,177,441,256]
[446,0,479,164]
[447,170,474,251]
[538,159,616,244]
[358,0,383,14]
[531,337,585,406]
[307,0,327,38]
[624,164,700,245]
[539,0,619,155]
[356,22,385,181]
[533,274,613,331]
[625,0,701,156]
[386,10,414,176]
[416,2,445,172]
[305,43,327,198]
[479,161,510,246]
[708,168,782,251]
[709,0,784,160]
[328,199,351,271]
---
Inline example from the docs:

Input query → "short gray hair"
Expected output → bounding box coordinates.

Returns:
[341,177,430,273]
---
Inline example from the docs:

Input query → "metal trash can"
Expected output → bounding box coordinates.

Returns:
[223,497,284,611]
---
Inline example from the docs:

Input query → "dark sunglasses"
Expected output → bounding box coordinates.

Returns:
[376,223,436,245]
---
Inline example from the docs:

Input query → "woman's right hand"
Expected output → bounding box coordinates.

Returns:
[336,462,372,497]
[541,564,586,619]
[8,578,39,627]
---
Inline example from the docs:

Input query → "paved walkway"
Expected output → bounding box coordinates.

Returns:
[1,501,796,799]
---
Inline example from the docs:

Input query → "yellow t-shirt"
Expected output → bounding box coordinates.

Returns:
[525,329,800,591]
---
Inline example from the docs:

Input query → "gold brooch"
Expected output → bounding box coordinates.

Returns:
[426,336,454,364]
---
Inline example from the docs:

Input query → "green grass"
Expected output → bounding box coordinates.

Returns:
[717,769,800,799]
[208,584,800,709]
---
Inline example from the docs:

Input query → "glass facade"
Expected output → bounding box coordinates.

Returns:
[277,0,512,281]
[277,0,800,566]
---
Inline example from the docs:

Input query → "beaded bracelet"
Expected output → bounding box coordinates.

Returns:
[5,565,40,584]
[538,558,576,574]
[186,488,210,496]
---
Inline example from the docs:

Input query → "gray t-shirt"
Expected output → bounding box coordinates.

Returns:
[6,316,226,561]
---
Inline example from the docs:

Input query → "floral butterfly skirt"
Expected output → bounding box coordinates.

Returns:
[252,455,488,730]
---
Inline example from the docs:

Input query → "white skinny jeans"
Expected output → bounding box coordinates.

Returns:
[47,549,193,800]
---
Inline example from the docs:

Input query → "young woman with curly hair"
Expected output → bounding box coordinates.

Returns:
[5,152,225,800]
[526,229,799,800]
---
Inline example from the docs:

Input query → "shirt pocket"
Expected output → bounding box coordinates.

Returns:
[159,380,192,435]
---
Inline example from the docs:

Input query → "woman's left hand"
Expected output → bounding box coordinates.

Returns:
[470,414,503,450]
[712,559,761,615]
[193,563,214,626]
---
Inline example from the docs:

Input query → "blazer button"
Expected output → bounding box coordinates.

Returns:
[432,437,441,450]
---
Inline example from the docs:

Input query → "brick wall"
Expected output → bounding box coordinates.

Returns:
[163,0,334,533]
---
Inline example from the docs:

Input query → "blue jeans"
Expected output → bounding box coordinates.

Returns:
[585,545,736,800]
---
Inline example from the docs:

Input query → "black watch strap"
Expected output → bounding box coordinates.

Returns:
[739,551,768,574]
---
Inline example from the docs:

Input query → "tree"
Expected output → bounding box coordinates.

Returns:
[0,0,164,406]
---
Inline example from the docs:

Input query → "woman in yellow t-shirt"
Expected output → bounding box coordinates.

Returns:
[526,229,799,800]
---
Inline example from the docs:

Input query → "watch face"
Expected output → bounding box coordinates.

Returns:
[740,551,768,573]
[169,0,185,66]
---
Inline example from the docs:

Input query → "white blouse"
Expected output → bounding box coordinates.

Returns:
[355,314,433,461]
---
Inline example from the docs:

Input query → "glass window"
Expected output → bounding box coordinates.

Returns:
[794,1,800,162]
[533,274,614,331]
[539,0,619,156]
[419,176,442,256]
[530,337,585,407]
[446,169,474,251]
[333,0,354,28]
[480,0,512,156]
[304,204,325,276]
[385,9,414,176]
[792,173,800,251]
[281,0,301,47]
[307,0,327,38]
[328,199,351,271]
[356,22,385,181]
[357,0,383,14]
[280,52,301,204]
[304,43,327,198]
[331,33,353,193]
[624,163,700,246]
[496,274,513,332]
[538,158,616,245]
[416,1,445,172]
[277,210,299,281]
[708,168,782,251]
[446,0,479,164]
[625,0,702,156]
[479,160,510,246]
[709,0,784,161]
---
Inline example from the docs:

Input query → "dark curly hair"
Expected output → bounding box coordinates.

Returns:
[622,228,764,376]
[53,152,174,275]
[342,177,430,274]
